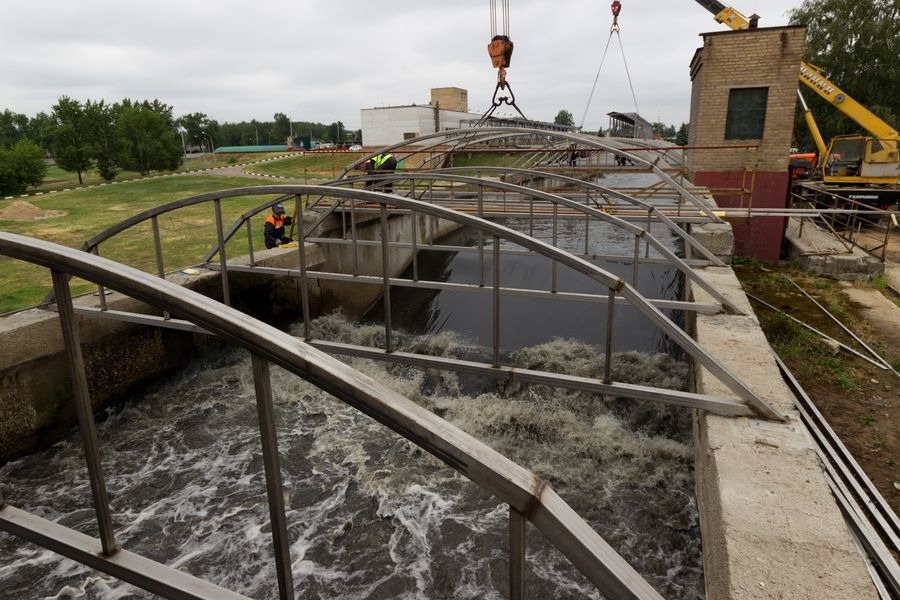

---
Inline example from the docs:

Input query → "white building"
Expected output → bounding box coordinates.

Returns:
[360,87,480,147]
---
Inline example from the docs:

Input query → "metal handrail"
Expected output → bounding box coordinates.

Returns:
[39,183,783,420]
[0,231,664,600]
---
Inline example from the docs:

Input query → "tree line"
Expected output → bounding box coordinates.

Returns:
[0,99,358,196]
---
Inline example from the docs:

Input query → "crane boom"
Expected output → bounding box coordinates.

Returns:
[692,0,898,142]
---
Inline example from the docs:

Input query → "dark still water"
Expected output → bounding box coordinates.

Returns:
[0,217,702,599]
[366,217,684,355]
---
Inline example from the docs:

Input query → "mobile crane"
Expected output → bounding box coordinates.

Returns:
[694,0,900,208]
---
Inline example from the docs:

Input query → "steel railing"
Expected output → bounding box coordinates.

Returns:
[1,231,666,599]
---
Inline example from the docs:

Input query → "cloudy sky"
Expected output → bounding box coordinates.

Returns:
[1,0,805,132]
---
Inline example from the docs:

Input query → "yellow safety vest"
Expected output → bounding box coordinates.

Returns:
[372,153,393,169]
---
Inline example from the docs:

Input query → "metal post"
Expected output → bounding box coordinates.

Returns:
[151,216,165,279]
[509,507,525,600]
[551,203,558,293]
[213,199,231,306]
[246,219,256,267]
[529,198,534,237]
[478,187,485,287]
[411,211,419,281]
[493,236,501,368]
[380,205,393,353]
[645,211,652,258]
[295,195,311,340]
[632,236,641,288]
[50,270,117,556]
[604,288,616,384]
[91,247,108,311]
[351,201,359,275]
[151,216,171,321]
[249,354,295,600]
[584,212,590,256]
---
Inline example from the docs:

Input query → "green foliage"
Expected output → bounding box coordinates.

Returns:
[789,0,899,142]
[554,110,575,127]
[0,138,47,195]
[52,96,92,184]
[116,99,182,175]
[858,413,876,426]
[675,123,688,146]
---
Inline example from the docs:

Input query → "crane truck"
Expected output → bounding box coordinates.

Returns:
[693,0,900,209]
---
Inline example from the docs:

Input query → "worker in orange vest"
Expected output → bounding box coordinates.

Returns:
[264,203,292,248]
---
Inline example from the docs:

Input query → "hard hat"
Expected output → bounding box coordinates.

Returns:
[273,203,285,214]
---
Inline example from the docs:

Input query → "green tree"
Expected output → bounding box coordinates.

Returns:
[177,112,214,151]
[554,110,575,127]
[51,96,92,184]
[83,100,121,181]
[675,123,689,146]
[0,110,29,147]
[116,99,182,175]
[0,139,47,195]
[788,0,899,142]
[272,112,291,144]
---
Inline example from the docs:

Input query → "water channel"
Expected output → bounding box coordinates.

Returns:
[0,212,703,599]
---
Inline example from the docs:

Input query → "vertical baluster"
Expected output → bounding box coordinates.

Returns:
[91,247,108,311]
[351,200,359,276]
[493,236,501,368]
[551,203,558,293]
[478,187,485,287]
[151,216,171,321]
[380,205,393,353]
[250,354,295,600]
[295,194,311,340]
[632,236,641,288]
[411,210,419,282]
[213,198,231,306]
[509,507,525,600]
[604,288,616,384]
[51,270,117,556]
[246,219,256,267]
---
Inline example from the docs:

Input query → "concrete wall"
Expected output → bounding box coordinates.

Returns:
[687,26,806,262]
[688,215,877,599]
[431,87,468,112]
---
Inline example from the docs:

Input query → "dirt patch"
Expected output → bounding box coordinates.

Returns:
[0,201,66,221]
[733,261,900,520]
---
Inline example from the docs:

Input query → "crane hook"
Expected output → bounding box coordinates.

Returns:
[610,1,621,31]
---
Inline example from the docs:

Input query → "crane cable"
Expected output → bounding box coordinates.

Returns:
[579,1,641,131]
[477,0,531,127]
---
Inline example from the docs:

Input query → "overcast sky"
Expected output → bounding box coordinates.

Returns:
[1,0,805,132]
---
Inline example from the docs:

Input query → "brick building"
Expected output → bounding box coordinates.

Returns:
[687,26,806,261]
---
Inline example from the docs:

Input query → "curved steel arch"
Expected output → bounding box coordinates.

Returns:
[336,127,721,222]
[0,231,665,600]
[312,172,742,314]
[61,182,785,421]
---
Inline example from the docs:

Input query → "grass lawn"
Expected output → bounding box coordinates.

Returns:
[22,153,291,195]
[244,152,365,180]
[1,175,289,313]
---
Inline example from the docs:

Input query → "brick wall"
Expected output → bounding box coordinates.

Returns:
[688,26,806,172]
[687,26,806,261]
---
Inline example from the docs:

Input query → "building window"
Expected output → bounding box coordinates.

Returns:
[724,87,768,140]
[403,132,417,140]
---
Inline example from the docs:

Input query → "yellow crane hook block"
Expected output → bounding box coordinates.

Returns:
[488,35,513,68]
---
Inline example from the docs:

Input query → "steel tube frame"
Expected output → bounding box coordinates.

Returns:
[250,354,295,600]
[1,231,666,600]
[213,198,231,306]
[51,269,117,556]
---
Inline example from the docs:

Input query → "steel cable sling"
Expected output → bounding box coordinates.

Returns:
[580,1,641,130]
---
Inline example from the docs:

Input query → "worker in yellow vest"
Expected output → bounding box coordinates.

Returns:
[360,152,398,193]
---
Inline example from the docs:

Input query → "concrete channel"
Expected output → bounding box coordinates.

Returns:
[0,210,883,598]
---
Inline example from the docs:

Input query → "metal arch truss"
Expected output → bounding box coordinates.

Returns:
[1,230,667,600]
[44,183,783,422]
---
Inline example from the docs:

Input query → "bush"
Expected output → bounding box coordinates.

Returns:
[0,139,47,195]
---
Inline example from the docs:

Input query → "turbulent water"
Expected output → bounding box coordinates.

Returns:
[0,213,703,599]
